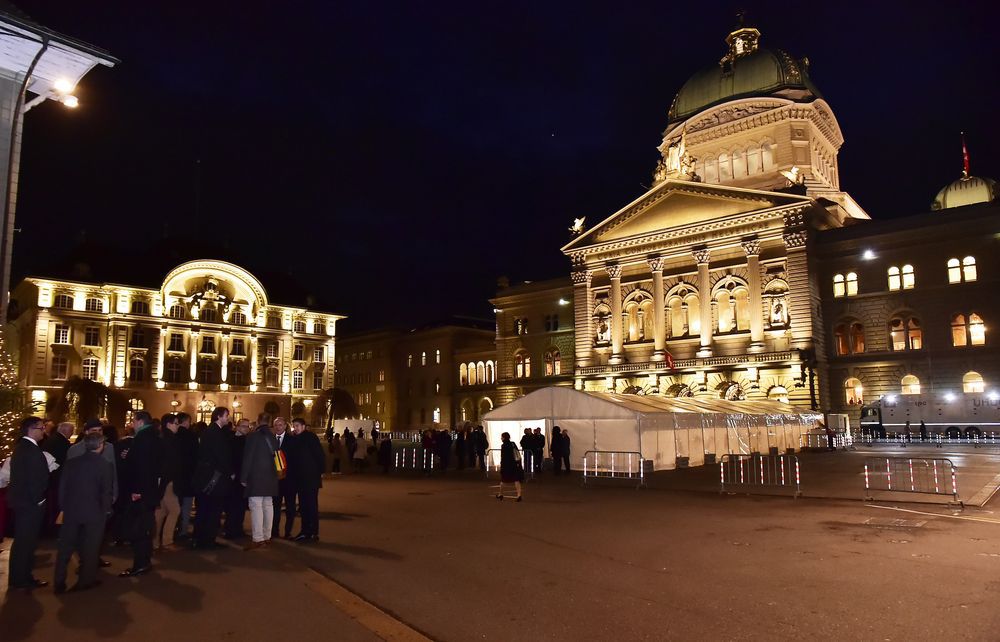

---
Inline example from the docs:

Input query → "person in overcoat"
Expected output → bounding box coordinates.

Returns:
[289,418,325,542]
[7,416,50,590]
[496,432,523,502]
[120,410,163,577]
[241,414,280,549]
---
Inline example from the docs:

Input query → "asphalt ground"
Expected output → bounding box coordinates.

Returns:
[3,448,1000,641]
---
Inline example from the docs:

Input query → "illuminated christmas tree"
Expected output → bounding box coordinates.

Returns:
[0,335,27,460]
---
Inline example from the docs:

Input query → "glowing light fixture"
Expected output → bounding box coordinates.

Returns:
[885,394,898,403]
[862,249,876,260]
[558,298,570,306]
[944,392,957,402]
[989,391,1000,402]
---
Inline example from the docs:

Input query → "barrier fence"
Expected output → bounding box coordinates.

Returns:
[484,447,535,481]
[863,456,960,504]
[799,433,852,450]
[857,432,1000,449]
[393,447,437,472]
[719,453,801,497]
[581,451,646,488]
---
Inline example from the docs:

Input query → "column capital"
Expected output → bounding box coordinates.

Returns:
[692,248,711,265]
[606,264,623,280]
[783,231,807,249]
[647,256,665,273]
[740,238,761,257]
[571,269,593,286]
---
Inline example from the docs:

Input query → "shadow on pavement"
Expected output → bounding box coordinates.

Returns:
[0,591,44,641]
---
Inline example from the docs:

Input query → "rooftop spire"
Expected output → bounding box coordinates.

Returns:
[723,13,760,65]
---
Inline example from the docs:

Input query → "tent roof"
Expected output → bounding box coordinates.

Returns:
[482,386,816,422]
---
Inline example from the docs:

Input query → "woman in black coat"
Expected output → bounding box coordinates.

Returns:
[496,432,523,502]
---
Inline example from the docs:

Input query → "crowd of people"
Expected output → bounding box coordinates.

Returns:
[0,408,326,594]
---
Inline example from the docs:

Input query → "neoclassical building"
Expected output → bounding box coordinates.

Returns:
[8,260,343,425]
[560,23,868,406]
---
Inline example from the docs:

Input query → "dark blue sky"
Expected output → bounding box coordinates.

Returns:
[12,1,1000,330]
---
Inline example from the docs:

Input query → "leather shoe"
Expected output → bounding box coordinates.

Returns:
[118,566,152,578]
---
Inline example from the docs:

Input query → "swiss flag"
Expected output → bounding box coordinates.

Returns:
[666,351,675,370]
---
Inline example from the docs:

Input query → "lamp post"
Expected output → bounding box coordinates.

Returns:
[0,10,117,322]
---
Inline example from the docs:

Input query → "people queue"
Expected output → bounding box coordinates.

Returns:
[0,408,325,594]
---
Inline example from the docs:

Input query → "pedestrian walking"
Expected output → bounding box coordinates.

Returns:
[54,432,113,593]
[241,413,280,550]
[495,432,523,502]
[7,417,50,591]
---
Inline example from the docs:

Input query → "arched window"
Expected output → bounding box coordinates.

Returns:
[293,320,306,333]
[833,274,845,297]
[716,290,733,333]
[131,300,149,315]
[666,383,693,398]
[459,363,468,385]
[667,296,689,338]
[544,348,561,376]
[734,289,750,331]
[902,265,915,289]
[166,360,183,383]
[640,300,655,340]
[292,369,304,390]
[85,297,103,312]
[421,352,427,366]
[889,315,922,351]
[82,357,98,381]
[844,378,863,405]
[834,324,849,356]
[313,321,325,334]
[169,305,186,319]
[686,294,700,335]
[515,352,531,379]
[964,371,985,393]
[948,258,961,283]
[846,272,858,296]
[231,310,247,325]
[718,153,732,181]
[761,141,775,170]
[767,385,789,404]
[901,374,921,395]
[625,302,640,342]
[476,361,485,384]
[486,361,494,384]
[850,323,865,354]
[128,356,145,382]
[731,149,746,178]
[703,157,718,183]
[887,266,900,291]
[746,144,761,175]
[963,256,977,282]
[265,366,279,388]
[54,294,74,309]
[434,378,441,394]
[953,313,986,346]
[468,362,477,385]
[718,381,745,401]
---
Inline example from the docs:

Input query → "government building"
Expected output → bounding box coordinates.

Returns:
[8,260,343,425]
[491,21,1000,427]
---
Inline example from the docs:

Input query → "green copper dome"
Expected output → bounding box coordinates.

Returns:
[667,27,822,125]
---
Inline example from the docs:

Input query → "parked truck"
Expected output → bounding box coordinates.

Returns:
[860,392,1000,438]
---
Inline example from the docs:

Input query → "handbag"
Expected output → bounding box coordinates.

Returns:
[274,450,287,480]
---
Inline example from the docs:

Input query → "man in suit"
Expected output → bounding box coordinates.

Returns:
[54,432,114,593]
[192,407,233,549]
[271,417,297,539]
[290,418,325,542]
[155,413,183,551]
[68,418,118,569]
[241,413,279,549]
[42,421,73,534]
[119,410,163,577]
[173,412,197,540]
[7,416,50,590]
[223,418,250,540]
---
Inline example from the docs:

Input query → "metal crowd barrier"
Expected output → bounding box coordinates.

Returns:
[393,447,436,472]
[857,432,1000,449]
[863,456,960,504]
[799,433,852,450]
[719,453,801,497]
[582,450,646,488]
[484,447,535,480]
[386,431,423,442]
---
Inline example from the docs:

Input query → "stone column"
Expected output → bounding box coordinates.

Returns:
[572,268,594,370]
[249,333,259,392]
[693,248,713,358]
[783,226,814,351]
[742,238,765,353]
[156,326,166,385]
[189,330,199,384]
[648,256,666,362]
[221,332,230,386]
[607,264,624,364]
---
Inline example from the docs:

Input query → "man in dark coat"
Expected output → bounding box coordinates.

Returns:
[174,412,197,539]
[223,418,250,540]
[8,416,49,590]
[120,410,163,577]
[42,421,73,534]
[289,418,325,542]
[54,432,114,592]
[271,417,297,539]
[192,407,233,549]
[155,414,183,550]
[455,429,466,470]
[473,425,488,471]
[241,413,279,549]
[532,428,545,474]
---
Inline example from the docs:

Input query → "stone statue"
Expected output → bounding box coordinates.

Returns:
[653,158,668,183]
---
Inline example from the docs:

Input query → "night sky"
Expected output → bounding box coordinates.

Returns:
[11,1,1000,331]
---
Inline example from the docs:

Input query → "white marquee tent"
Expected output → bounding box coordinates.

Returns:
[482,386,823,470]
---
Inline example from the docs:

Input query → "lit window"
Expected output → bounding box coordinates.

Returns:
[51,355,68,380]
[408,354,413,367]
[515,352,531,378]
[889,315,921,351]
[948,258,961,283]
[231,311,247,325]
[83,327,101,346]
[378,369,385,382]
[460,363,468,385]
[313,369,324,390]
[292,369,304,390]
[201,336,215,354]
[486,361,495,384]
[902,265,914,289]
[293,344,304,360]
[833,274,845,297]
[169,305,186,319]
[131,300,149,315]
[887,267,900,291]
[421,351,427,366]
[544,348,561,376]
[846,272,858,296]
[970,314,986,345]
[294,320,306,333]
[901,374,921,395]
[82,357,98,381]
[128,356,145,382]
[844,378,863,405]
[963,256,977,282]
[53,324,70,344]
[468,362,478,385]
[313,321,325,334]
[963,371,985,393]
[54,294,74,309]
[952,313,986,346]
[85,298,103,312]
[433,407,441,424]
[434,378,440,394]
[435,349,441,364]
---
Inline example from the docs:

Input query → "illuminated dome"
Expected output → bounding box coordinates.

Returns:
[931,175,998,211]
[667,25,821,126]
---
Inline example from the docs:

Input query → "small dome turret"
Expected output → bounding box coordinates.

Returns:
[932,175,998,211]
